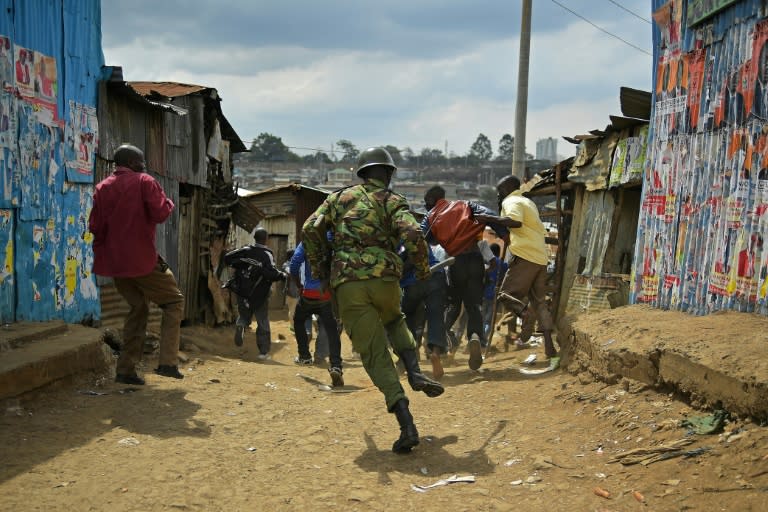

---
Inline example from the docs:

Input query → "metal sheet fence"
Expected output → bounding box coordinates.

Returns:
[0,0,102,323]
[632,0,768,315]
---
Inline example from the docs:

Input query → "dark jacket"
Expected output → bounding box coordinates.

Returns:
[224,243,285,306]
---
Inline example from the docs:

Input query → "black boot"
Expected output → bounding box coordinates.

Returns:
[399,349,444,398]
[391,399,419,453]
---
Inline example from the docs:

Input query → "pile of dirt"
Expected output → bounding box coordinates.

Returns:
[563,305,768,420]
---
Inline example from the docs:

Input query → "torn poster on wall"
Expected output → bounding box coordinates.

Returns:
[608,125,649,188]
[14,45,34,99]
[34,53,57,105]
[9,41,59,126]
[0,91,18,208]
[64,100,97,183]
[60,184,98,323]
[17,102,55,221]
[0,36,11,91]
[0,209,14,323]
[15,218,58,321]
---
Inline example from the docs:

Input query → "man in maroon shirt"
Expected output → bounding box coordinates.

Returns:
[89,144,185,385]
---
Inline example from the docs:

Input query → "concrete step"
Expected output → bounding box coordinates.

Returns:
[0,324,112,400]
[0,321,69,351]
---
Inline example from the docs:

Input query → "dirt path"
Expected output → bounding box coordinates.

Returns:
[2,319,768,511]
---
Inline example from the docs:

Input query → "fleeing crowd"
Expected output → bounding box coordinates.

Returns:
[90,144,557,455]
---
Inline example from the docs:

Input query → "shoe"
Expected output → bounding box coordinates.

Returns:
[400,349,444,398]
[548,356,561,370]
[115,373,145,385]
[257,353,271,361]
[294,356,313,365]
[468,334,483,370]
[154,365,184,379]
[234,325,244,347]
[329,367,344,388]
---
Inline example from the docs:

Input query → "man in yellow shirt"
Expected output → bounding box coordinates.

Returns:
[474,175,557,363]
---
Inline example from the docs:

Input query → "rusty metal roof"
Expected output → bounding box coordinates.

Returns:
[105,68,188,115]
[609,115,647,130]
[128,81,209,98]
[242,183,330,198]
[232,200,266,234]
[619,87,651,120]
[127,81,246,153]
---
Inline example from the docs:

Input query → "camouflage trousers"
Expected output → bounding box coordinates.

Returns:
[335,277,417,411]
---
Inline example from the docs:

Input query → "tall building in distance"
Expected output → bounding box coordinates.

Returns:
[536,137,558,164]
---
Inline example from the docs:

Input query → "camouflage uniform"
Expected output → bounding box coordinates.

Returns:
[302,178,430,411]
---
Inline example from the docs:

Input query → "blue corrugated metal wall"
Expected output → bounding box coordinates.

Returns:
[632,0,768,315]
[0,0,102,323]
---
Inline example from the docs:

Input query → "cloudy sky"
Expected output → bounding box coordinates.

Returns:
[100,0,653,160]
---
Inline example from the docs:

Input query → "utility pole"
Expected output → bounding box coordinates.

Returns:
[511,0,532,179]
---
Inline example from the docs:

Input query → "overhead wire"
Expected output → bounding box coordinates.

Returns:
[605,0,652,24]
[242,142,345,155]
[549,0,653,56]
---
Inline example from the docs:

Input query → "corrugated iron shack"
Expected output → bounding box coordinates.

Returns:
[522,88,650,327]
[232,184,329,309]
[96,76,249,327]
[0,0,103,324]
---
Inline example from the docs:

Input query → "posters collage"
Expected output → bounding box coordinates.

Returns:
[631,0,768,314]
[0,30,99,322]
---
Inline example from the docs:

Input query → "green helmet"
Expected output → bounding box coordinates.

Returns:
[356,147,396,177]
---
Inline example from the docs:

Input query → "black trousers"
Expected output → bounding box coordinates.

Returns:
[293,296,342,368]
[445,251,485,343]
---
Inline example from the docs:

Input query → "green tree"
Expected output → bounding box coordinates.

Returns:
[401,147,415,166]
[301,151,332,165]
[497,134,514,161]
[249,132,294,161]
[470,133,493,162]
[336,139,359,163]
[383,145,404,166]
[419,147,445,167]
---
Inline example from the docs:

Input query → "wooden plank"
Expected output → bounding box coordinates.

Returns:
[602,188,625,274]
[556,186,586,321]
[551,162,565,321]
[540,209,573,218]
[525,181,575,197]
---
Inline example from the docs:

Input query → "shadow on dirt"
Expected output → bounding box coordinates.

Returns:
[0,384,209,484]
[354,420,507,482]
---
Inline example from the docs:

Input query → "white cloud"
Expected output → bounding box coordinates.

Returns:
[102,0,653,158]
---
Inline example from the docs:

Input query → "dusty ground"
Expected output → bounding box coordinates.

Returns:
[2,311,768,512]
